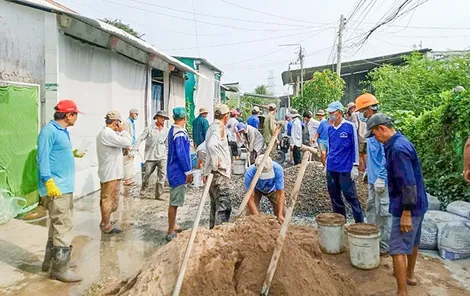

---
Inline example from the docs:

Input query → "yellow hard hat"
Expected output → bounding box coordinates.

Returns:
[355,93,379,110]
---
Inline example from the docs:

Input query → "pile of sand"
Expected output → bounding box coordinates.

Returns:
[101,215,360,296]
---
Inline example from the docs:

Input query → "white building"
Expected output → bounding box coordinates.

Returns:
[0,0,201,199]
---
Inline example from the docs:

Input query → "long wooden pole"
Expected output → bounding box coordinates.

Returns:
[172,174,214,296]
[235,123,283,217]
[260,151,311,296]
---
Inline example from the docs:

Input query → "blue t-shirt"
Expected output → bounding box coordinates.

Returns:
[326,120,358,173]
[316,119,329,143]
[37,120,75,196]
[384,133,428,217]
[286,120,292,137]
[247,115,260,129]
[244,162,284,194]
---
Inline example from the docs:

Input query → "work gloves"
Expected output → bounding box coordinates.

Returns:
[374,178,386,193]
[351,165,359,181]
[45,179,62,198]
[73,149,87,158]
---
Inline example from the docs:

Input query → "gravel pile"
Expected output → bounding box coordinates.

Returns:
[229,161,367,218]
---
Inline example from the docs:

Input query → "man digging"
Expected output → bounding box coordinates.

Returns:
[236,122,264,165]
[366,113,428,296]
[245,155,285,224]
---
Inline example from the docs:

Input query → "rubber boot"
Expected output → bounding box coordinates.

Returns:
[50,246,82,282]
[41,239,53,272]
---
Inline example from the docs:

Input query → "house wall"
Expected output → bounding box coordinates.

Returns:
[195,64,216,124]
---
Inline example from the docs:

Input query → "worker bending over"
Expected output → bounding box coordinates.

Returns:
[366,113,427,296]
[236,122,264,165]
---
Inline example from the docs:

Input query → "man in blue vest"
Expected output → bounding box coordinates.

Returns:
[166,107,193,241]
[366,113,428,296]
[325,101,364,223]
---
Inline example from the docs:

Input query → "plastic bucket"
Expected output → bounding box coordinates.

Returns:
[316,213,345,254]
[232,159,245,175]
[191,169,203,188]
[346,223,380,270]
[123,155,135,179]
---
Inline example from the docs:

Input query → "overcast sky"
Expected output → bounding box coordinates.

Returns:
[59,0,470,95]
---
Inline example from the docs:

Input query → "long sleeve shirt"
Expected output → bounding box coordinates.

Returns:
[204,119,231,178]
[37,120,75,196]
[96,127,132,183]
[351,112,367,145]
[167,125,192,188]
[244,125,264,153]
[384,133,428,217]
[134,124,168,161]
[327,119,359,173]
[123,117,136,145]
[291,117,302,148]
[247,115,260,129]
[366,137,387,185]
[263,113,276,144]
[226,117,239,142]
[192,115,209,146]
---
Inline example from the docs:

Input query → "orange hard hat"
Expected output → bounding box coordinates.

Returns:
[355,93,379,110]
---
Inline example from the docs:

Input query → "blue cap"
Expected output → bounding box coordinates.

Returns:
[326,101,344,113]
[172,107,187,120]
[236,122,247,132]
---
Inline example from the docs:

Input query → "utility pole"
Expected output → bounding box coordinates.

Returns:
[299,46,304,97]
[336,14,345,76]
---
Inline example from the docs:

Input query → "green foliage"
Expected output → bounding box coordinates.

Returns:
[254,84,272,96]
[101,18,142,39]
[292,69,344,113]
[366,52,470,116]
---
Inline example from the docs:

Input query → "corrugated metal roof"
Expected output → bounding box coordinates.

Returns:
[7,0,201,77]
[174,56,224,73]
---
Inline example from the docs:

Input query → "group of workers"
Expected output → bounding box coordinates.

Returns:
[37,94,428,296]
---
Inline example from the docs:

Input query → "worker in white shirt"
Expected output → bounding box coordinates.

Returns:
[236,122,264,165]
[96,111,132,234]
[134,111,170,200]
[290,109,303,165]
[123,108,138,186]
[226,109,241,159]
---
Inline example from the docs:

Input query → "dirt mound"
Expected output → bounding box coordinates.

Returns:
[102,215,360,296]
[230,162,367,218]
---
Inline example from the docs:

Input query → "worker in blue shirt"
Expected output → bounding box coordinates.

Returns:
[325,101,364,223]
[166,107,193,241]
[38,100,85,283]
[192,107,209,148]
[247,106,260,129]
[355,93,392,255]
[245,155,285,224]
[366,113,428,296]
[312,109,328,167]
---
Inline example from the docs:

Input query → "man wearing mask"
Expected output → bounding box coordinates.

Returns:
[134,111,170,200]
[192,107,209,149]
[247,106,261,129]
[355,93,391,254]
[325,101,364,223]
[38,100,86,282]
[97,111,133,234]
[204,104,232,229]
[123,109,138,186]
[166,107,193,241]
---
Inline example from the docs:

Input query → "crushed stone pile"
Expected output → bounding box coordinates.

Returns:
[101,215,360,296]
[230,162,367,217]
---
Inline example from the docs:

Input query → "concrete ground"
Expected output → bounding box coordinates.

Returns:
[0,178,469,296]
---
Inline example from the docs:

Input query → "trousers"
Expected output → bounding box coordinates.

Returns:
[209,172,231,229]
[326,171,364,223]
[44,193,74,247]
[293,146,302,165]
[367,183,392,252]
[141,159,167,198]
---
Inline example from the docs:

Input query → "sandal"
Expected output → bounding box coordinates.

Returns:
[166,232,177,242]
[407,279,417,286]
[102,227,122,234]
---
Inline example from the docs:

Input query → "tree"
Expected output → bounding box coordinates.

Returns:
[292,69,344,113]
[254,84,272,96]
[101,18,142,39]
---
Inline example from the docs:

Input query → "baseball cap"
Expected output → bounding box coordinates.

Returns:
[316,109,326,116]
[153,110,169,120]
[236,122,247,133]
[129,108,139,114]
[105,110,122,120]
[173,107,187,120]
[303,111,313,118]
[252,106,260,112]
[268,103,276,110]
[199,107,209,114]
[255,155,275,180]
[365,113,393,138]
[326,101,344,113]
[214,104,230,115]
[55,100,82,114]
[231,109,240,116]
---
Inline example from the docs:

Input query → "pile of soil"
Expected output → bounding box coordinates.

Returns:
[229,162,367,217]
[101,215,360,296]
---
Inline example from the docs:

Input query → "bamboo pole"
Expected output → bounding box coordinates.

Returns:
[260,151,311,296]
[172,174,214,296]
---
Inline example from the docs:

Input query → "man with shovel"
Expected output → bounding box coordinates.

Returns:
[236,122,264,165]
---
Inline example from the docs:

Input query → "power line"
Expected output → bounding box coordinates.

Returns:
[191,0,201,56]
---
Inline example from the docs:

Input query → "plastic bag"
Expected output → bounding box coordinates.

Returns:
[420,210,466,250]
[0,189,27,225]
[446,201,470,220]
[438,221,470,260]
